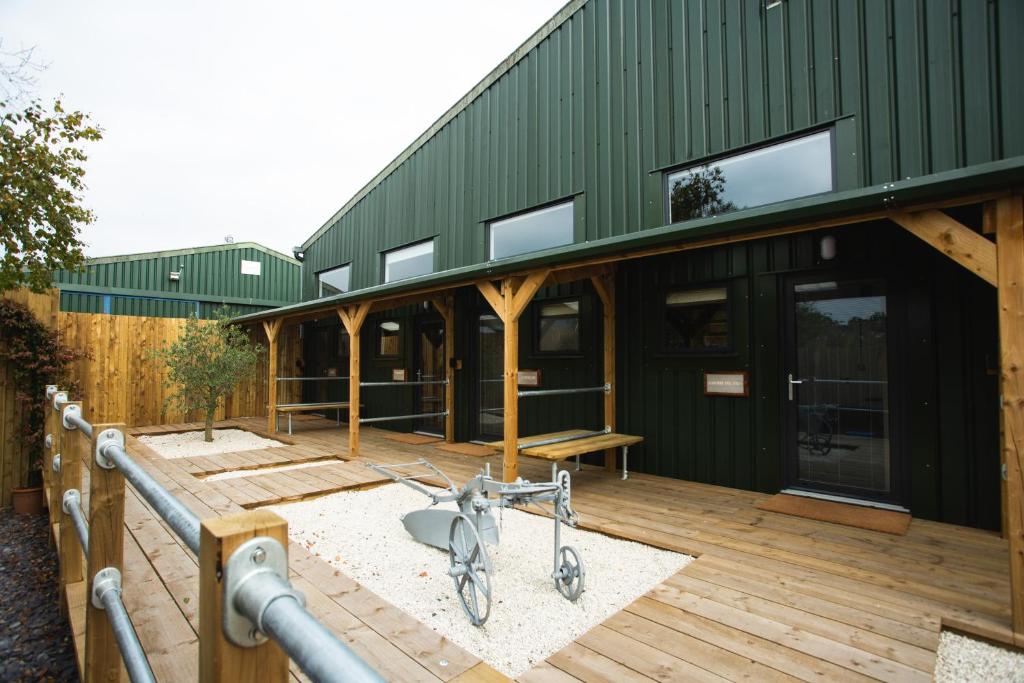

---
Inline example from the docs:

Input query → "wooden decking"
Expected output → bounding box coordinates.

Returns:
[70,416,1014,682]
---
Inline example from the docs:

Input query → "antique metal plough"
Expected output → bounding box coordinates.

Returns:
[367,459,585,626]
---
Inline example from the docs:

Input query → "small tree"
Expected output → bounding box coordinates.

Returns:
[151,307,262,442]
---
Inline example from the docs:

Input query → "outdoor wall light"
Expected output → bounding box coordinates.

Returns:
[820,234,837,261]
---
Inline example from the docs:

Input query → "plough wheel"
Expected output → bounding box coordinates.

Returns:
[448,514,492,626]
[554,545,585,602]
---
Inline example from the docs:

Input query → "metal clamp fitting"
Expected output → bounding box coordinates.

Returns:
[91,567,122,609]
[52,391,68,411]
[45,434,53,450]
[62,403,81,430]
[95,428,124,470]
[603,383,612,393]
[223,536,302,647]
[52,454,61,473]
[62,488,81,515]
[46,385,58,400]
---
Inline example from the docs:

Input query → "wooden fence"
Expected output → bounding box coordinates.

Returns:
[1,288,299,505]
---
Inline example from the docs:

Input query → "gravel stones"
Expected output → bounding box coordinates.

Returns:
[138,428,285,459]
[270,483,691,678]
[935,630,1024,682]
[0,508,79,682]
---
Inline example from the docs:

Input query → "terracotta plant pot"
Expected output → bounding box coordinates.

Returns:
[12,486,45,515]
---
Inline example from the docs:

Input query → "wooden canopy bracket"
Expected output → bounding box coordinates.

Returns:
[262,318,283,344]
[891,210,997,286]
[475,280,506,323]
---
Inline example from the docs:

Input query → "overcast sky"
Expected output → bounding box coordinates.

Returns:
[3,0,566,258]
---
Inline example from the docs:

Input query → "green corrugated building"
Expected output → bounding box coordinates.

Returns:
[237,0,1024,535]
[53,242,301,318]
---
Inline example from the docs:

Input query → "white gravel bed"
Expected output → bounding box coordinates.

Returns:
[137,429,285,459]
[270,483,691,678]
[204,460,335,482]
[935,630,1024,682]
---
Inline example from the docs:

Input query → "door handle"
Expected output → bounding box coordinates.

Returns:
[787,373,804,401]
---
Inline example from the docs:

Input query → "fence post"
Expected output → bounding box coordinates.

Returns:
[44,386,60,533]
[85,422,127,683]
[199,510,290,683]
[59,400,85,616]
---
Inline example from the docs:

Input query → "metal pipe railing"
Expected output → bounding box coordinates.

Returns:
[359,410,448,425]
[359,379,449,387]
[276,376,350,382]
[235,572,384,683]
[518,383,610,399]
[64,410,94,438]
[518,428,610,451]
[94,575,157,683]
[62,490,89,555]
[99,441,202,555]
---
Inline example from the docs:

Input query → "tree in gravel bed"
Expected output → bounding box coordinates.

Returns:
[151,307,262,442]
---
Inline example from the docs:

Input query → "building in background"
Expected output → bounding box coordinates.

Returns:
[53,242,301,318]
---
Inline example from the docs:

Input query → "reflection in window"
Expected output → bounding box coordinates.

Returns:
[664,287,729,352]
[489,201,574,260]
[383,240,434,283]
[667,130,833,223]
[378,320,401,357]
[537,300,580,353]
[317,264,351,297]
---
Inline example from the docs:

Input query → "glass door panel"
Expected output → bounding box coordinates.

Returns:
[789,278,894,499]
[414,321,445,436]
[477,314,504,440]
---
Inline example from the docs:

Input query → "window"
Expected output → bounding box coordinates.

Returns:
[317,264,351,297]
[488,200,574,260]
[383,240,434,283]
[663,287,729,352]
[537,299,580,353]
[377,320,401,357]
[666,129,833,223]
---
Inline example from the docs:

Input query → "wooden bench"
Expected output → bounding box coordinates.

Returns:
[488,429,644,480]
[274,402,350,434]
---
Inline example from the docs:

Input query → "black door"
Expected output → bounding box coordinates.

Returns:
[784,276,901,505]
[413,319,445,436]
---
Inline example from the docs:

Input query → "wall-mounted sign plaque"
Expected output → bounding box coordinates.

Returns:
[704,371,749,397]
[392,368,408,382]
[518,369,541,387]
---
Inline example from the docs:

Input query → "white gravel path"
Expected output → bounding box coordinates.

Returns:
[935,630,1024,682]
[204,460,335,482]
[138,429,285,459]
[270,483,691,678]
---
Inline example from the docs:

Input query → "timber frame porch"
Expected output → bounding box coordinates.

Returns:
[77,416,1012,681]
[249,191,1024,645]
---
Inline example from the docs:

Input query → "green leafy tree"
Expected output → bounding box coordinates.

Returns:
[151,308,262,442]
[0,97,102,292]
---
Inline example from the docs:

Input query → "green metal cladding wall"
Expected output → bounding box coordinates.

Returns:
[55,244,301,318]
[301,0,1024,299]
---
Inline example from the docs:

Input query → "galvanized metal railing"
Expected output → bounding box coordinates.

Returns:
[357,377,449,425]
[44,386,384,683]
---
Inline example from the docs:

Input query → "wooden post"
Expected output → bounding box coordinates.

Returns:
[591,272,617,472]
[199,510,290,683]
[59,400,84,616]
[85,422,127,683]
[338,303,372,457]
[994,194,1024,644]
[44,389,60,532]
[502,279,520,482]
[263,319,283,434]
[431,296,456,443]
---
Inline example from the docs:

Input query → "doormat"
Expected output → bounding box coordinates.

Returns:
[382,433,442,445]
[434,442,494,457]
[756,494,911,535]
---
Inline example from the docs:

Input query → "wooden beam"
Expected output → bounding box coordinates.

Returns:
[544,263,613,288]
[432,296,456,442]
[266,329,279,434]
[85,422,127,683]
[339,302,372,457]
[59,401,84,616]
[994,195,1024,644]
[510,269,551,321]
[502,279,519,482]
[475,280,506,323]
[199,510,290,682]
[891,209,997,286]
[591,273,617,472]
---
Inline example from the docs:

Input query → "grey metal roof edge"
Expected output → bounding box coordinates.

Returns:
[233,156,1024,325]
[79,241,302,267]
[300,0,588,251]
[55,283,297,308]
